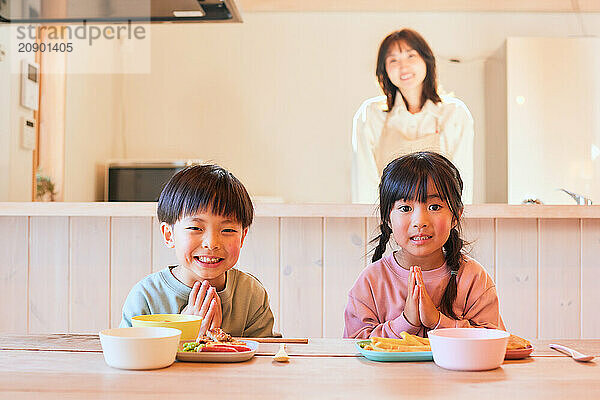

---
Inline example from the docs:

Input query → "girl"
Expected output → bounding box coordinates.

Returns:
[351,29,474,205]
[344,151,504,338]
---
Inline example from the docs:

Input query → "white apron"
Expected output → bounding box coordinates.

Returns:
[374,112,441,176]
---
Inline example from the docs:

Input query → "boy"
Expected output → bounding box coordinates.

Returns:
[119,164,278,337]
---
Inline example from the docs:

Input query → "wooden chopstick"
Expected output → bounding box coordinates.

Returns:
[234,337,308,344]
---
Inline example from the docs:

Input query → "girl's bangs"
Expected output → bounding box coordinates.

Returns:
[383,157,459,218]
[387,167,449,205]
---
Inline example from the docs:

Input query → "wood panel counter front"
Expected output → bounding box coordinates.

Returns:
[0,203,599,339]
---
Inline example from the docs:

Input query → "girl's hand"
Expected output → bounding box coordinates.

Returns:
[403,266,421,327]
[415,268,440,329]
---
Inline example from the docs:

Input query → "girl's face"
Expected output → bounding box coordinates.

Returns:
[384,41,427,95]
[389,179,456,268]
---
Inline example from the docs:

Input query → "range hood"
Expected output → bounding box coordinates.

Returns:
[0,0,242,23]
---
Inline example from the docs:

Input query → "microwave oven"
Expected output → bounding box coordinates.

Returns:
[105,160,202,202]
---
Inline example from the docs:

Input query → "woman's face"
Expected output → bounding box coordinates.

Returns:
[384,41,427,95]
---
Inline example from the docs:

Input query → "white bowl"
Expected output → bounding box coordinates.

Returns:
[428,328,510,371]
[99,327,181,370]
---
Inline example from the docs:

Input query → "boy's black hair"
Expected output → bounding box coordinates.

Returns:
[372,151,464,320]
[157,164,253,228]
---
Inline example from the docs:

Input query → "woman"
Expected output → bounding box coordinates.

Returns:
[352,29,474,204]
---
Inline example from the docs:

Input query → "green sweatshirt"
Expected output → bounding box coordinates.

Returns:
[119,267,279,337]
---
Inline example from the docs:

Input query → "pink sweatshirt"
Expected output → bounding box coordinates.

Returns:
[343,252,505,338]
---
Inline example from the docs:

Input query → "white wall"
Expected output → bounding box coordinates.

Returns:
[484,46,508,203]
[0,26,10,200]
[60,11,600,203]
[507,37,600,205]
[1,25,35,202]
[62,31,123,201]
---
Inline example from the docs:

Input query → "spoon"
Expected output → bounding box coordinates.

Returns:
[273,343,290,362]
[549,344,595,362]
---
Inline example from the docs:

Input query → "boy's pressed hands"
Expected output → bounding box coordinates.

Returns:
[208,289,222,331]
[181,280,223,336]
[415,267,441,329]
[403,266,421,327]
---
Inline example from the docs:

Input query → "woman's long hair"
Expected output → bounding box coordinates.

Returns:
[371,151,464,319]
[376,29,441,112]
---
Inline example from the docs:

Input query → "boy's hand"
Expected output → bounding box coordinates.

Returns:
[208,290,222,331]
[403,266,421,327]
[181,280,222,336]
[415,268,440,329]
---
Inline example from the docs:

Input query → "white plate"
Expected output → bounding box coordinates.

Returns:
[176,340,258,363]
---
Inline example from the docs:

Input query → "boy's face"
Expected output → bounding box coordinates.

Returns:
[161,210,248,286]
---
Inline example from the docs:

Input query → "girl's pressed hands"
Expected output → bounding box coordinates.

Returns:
[403,266,421,327]
[415,267,441,328]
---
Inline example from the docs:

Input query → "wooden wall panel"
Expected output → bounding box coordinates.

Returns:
[69,217,110,333]
[237,217,280,332]
[29,217,69,333]
[279,218,322,337]
[539,219,580,338]
[0,217,28,333]
[323,218,365,337]
[4,211,598,338]
[110,217,152,328]
[462,218,495,280]
[151,218,177,273]
[495,219,538,338]
[581,219,600,338]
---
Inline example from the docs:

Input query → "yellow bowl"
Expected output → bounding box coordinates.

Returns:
[131,314,202,341]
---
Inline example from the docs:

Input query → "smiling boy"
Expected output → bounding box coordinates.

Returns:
[119,164,279,338]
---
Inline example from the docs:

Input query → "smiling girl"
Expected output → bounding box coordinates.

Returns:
[352,29,474,205]
[344,152,504,339]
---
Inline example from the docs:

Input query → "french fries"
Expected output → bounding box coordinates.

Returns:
[400,331,430,346]
[363,332,431,352]
[506,334,531,350]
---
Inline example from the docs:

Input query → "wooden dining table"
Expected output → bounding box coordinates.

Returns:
[0,334,598,399]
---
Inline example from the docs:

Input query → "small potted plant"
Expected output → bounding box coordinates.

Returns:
[36,172,57,202]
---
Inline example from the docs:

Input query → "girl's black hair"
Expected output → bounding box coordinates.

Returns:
[372,151,464,319]
[157,164,253,228]
[376,29,441,112]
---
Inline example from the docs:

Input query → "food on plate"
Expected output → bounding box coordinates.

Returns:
[359,332,431,352]
[206,328,233,342]
[506,334,531,350]
[182,342,251,353]
[181,328,251,353]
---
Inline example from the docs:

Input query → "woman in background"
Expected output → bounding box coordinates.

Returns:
[352,29,474,204]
